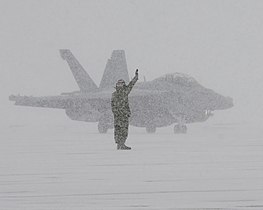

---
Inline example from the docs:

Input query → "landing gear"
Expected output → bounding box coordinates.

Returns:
[146,125,156,133]
[173,114,187,134]
[174,124,187,134]
[98,121,109,133]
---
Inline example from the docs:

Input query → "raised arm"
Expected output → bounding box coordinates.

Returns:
[126,69,139,94]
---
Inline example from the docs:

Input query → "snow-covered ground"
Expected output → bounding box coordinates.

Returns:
[1,113,263,210]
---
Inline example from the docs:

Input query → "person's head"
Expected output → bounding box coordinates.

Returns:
[116,79,126,91]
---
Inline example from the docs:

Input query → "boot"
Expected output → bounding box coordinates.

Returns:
[120,144,131,150]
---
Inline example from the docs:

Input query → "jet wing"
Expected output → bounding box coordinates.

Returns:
[9,89,167,109]
[9,94,76,109]
[9,93,116,109]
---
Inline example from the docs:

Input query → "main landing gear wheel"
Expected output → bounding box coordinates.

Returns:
[98,122,109,133]
[174,124,187,134]
[146,126,156,133]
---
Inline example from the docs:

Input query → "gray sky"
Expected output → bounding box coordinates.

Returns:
[1,0,263,126]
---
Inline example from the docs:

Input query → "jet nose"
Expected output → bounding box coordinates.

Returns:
[209,94,234,110]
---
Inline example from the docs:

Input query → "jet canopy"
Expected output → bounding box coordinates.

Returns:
[156,73,200,87]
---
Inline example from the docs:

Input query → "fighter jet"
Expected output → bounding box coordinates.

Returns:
[9,49,233,133]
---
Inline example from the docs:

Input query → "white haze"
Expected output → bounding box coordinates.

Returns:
[1,1,263,209]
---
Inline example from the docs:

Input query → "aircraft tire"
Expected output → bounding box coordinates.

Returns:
[146,125,156,133]
[174,124,187,134]
[98,122,108,133]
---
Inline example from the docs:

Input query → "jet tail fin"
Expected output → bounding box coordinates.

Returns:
[60,49,98,92]
[99,50,130,89]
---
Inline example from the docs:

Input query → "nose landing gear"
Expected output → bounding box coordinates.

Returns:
[174,124,187,134]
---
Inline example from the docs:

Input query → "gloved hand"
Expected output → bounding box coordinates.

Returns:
[135,69,138,76]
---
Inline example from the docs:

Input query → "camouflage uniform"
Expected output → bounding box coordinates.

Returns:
[111,73,138,147]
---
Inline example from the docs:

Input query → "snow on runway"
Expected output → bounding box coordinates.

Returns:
[1,122,263,210]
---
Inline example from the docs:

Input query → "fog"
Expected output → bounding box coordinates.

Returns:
[1,1,263,209]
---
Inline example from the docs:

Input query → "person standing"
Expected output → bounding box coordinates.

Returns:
[111,69,138,150]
